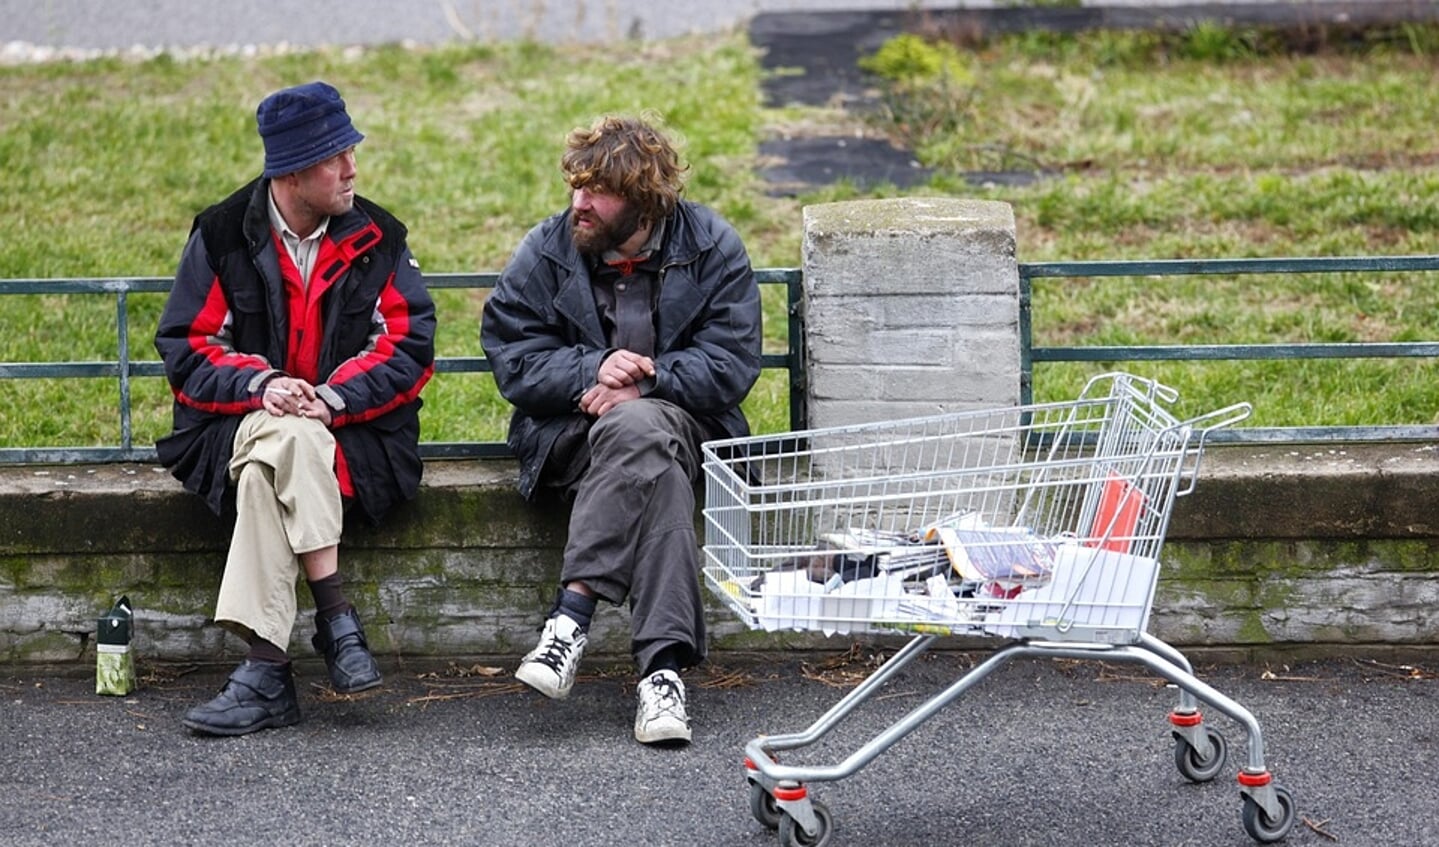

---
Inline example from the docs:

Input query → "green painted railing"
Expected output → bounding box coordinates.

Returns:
[0,269,806,464]
[1019,255,1439,443]
[6,254,1439,464]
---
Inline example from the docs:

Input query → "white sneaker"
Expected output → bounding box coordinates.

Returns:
[515,614,588,699]
[634,669,691,745]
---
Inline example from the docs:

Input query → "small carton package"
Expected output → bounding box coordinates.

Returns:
[96,595,136,696]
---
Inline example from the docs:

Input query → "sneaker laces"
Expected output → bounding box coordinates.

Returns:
[642,672,686,718]
[531,621,581,673]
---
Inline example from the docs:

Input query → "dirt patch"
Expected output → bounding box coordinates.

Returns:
[757,135,931,197]
[749,10,940,194]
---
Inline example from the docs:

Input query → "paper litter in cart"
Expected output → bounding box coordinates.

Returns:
[927,523,1057,590]
[982,544,1159,642]
[701,371,1253,642]
[708,522,1155,639]
[709,513,1071,636]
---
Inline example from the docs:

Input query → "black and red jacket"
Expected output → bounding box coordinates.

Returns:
[154,177,436,523]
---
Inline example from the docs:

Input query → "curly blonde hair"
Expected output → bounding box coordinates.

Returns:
[561,114,687,223]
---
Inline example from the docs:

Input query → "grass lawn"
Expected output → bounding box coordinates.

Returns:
[2,23,1437,450]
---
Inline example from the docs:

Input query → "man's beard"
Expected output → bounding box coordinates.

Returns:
[571,202,645,257]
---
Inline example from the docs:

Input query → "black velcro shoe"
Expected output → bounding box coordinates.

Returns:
[182,660,301,737]
[312,608,382,693]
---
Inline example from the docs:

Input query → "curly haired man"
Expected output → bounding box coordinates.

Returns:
[481,115,762,745]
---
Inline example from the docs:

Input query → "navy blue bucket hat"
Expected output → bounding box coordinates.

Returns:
[256,81,365,178]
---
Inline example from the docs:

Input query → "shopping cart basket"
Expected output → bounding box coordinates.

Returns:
[702,372,1295,845]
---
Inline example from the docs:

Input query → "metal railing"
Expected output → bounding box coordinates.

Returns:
[1019,255,1439,443]
[0,269,807,464]
[7,254,1439,464]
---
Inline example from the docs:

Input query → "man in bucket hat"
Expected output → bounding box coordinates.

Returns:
[155,81,435,736]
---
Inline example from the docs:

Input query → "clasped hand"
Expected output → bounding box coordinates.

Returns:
[262,377,332,425]
[580,350,654,417]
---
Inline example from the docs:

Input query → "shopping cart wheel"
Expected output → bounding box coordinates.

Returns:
[778,799,834,847]
[748,781,782,830]
[1173,726,1229,782]
[1241,784,1296,843]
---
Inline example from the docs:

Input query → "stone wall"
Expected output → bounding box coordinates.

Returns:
[1154,443,1439,657]
[4,443,1439,665]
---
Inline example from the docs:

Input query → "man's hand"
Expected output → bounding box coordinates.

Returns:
[580,382,640,417]
[596,349,655,389]
[262,377,332,425]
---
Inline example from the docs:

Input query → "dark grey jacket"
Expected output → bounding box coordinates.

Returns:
[480,200,762,499]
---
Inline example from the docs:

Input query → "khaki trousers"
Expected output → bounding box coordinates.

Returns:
[214,411,343,650]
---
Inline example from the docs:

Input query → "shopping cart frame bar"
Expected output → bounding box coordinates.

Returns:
[745,633,1286,828]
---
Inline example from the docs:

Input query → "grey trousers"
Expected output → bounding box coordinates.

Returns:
[551,399,710,673]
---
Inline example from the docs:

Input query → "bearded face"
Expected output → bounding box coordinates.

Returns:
[570,187,645,257]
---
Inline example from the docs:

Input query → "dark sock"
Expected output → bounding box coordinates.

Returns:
[553,587,597,630]
[308,573,351,621]
[642,645,683,678]
[245,637,289,666]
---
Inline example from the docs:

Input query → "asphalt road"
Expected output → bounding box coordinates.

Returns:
[1,0,1287,53]
[4,648,1435,846]
[0,0,965,51]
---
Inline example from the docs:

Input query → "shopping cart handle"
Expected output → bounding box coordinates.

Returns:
[1080,371,1179,406]
[1184,401,1253,435]
[1175,401,1253,496]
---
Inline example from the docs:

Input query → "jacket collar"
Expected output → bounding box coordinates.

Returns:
[242,177,379,259]
[539,200,712,277]
[542,201,717,352]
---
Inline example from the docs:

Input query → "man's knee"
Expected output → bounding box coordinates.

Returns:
[270,414,335,453]
[588,400,673,456]
[231,414,337,497]
[240,413,335,461]
[591,399,666,435]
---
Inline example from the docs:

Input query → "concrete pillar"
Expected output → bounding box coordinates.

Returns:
[801,197,1020,430]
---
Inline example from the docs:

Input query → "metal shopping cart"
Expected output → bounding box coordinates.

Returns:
[702,372,1295,845]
